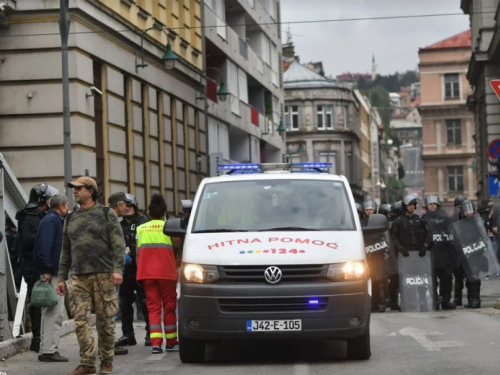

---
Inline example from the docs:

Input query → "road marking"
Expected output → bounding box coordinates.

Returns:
[294,364,310,375]
[387,327,463,352]
[147,351,167,361]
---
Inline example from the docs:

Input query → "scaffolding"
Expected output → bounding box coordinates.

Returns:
[0,152,28,341]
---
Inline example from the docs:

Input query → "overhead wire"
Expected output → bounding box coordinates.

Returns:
[0,11,490,39]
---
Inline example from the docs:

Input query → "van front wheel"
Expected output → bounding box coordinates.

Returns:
[346,331,371,360]
[179,333,205,363]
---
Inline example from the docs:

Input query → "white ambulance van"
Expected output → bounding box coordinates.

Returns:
[164,162,388,363]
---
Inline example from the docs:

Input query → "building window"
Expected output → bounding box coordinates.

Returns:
[448,166,464,192]
[318,152,338,174]
[446,119,462,145]
[317,105,333,130]
[285,105,299,131]
[343,105,349,129]
[444,73,460,99]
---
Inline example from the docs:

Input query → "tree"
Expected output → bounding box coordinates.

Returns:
[387,176,406,203]
[370,85,393,131]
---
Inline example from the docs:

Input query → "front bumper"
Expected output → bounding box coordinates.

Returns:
[179,280,371,341]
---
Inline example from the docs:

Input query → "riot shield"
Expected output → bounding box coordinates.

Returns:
[398,251,435,312]
[424,210,458,270]
[450,214,490,282]
[364,231,398,281]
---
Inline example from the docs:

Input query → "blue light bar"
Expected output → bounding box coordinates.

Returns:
[218,163,260,170]
[290,162,332,169]
[308,299,319,305]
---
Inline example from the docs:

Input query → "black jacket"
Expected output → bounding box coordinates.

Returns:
[390,213,432,255]
[16,206,46,259]
[33,209,64,275]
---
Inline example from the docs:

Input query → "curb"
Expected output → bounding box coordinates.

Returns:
[0,316,95,360]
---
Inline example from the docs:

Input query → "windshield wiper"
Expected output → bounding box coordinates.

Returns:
[193,229,249,233]
[258,226,321,232]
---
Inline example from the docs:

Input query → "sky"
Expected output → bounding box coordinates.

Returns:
[280,0,470,76]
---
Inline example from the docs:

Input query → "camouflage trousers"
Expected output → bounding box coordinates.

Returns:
[69,273,117,367]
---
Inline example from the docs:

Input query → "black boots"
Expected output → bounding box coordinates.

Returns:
[115,335,137,347]
[29,304,41,352]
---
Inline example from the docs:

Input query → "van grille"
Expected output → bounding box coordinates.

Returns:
[217,264,328,283]
[219,297,329,313]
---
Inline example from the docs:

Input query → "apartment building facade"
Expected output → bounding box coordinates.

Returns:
[461,0,500,207]
[283,59,363,201]
[0,0,210,215]
[419,30,477,210]
[204,0,284,172]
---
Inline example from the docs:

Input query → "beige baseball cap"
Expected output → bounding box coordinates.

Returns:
[67,176,98,190]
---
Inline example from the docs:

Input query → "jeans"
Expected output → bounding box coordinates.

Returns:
[487,240,500,276]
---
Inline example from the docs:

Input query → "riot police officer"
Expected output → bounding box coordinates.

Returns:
[387,201,403,310]
[364,199,378,217]
[116,194,150,347]
[451,195,466,222]
[423,195,456,310]
[452,200,483,308]
[391,201,403,218]
[16,183,58,352]
[363,199,396,313]
[390,194,434,311]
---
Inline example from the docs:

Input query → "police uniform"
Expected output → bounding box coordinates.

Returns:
[16,206,46,351]
[117,213,149,345]
[390,211,433,310]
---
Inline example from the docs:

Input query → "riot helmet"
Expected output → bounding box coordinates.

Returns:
[27,183,59,209]
[391,201,403,217]
[363,199,378,216]
[454,195,466,208]
[125,194,139,209]
[402,194,418,213]
[425,195,440,210]
[124,193,139,218]
[379,204,392,216]
[461,200,475,217]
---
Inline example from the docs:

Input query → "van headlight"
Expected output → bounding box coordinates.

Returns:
[182,263,219,284]
[327,261,367,281]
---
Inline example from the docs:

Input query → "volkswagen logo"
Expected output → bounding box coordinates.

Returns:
[264,266,282,284]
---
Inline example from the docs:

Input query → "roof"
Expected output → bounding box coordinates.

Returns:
[421,30,471,50]
[283,60,293,72]
[284,60,340,89]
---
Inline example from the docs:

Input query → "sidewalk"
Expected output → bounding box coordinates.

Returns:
[0,322,157,375]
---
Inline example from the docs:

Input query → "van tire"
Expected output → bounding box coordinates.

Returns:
[179,333,205,363]
[346,331,371,360]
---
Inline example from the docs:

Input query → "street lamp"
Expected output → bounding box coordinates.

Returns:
[262,111,286,136]
[135,25,179,73]
[196,67,230,102]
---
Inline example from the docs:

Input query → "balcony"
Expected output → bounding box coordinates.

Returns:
[204,4,277,95]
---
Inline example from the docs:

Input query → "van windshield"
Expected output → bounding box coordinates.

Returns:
[192,179,356,233]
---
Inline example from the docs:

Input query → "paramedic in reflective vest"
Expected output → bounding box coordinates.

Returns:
[136,194,179,354]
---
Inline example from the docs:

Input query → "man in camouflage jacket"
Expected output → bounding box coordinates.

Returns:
[56,177,125,375]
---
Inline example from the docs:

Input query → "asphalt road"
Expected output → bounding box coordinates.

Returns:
[3,278,500,375]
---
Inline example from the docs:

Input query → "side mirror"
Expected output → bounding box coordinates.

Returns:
[362,214,389,234]
[163,218,186,238]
